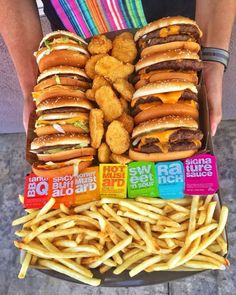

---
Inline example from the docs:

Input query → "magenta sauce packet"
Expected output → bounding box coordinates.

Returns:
[184,154,219,195]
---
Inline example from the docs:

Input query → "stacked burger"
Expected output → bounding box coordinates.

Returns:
[129,16,204,162]
[30,31,96,177]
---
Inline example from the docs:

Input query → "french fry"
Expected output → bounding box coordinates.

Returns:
[99,265,111,274]
[216,235,228,255]
[12,211,39,226]
[106,241,123,265]
[54,240,78,248]
[38,259,101,286]
[60,203,70,214]
[197,210,206,225]
[184,260,225,270]
[18,252,32,279]
[89,236,132,268]
[36,198,56,218]
[200,249,229,266]
[129,255,162,277]
[158,232,187,239]
[38,227,104,240]
[74,201,100,213]
[56,220,76,230]
[187,196,200,236]
[63,245,100,255]
[19,194,24,204]
[23,209,61,228]
[102,204,140,240]
[118,210,156,224]
[119,200,161,220]
[130,220,156,253]
[186,223,218,244]
[114,251,150,275]
[167,202,190,213]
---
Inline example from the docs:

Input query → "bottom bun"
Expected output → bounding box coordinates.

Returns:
[134,103,199,124]
[37,147,96,162]
[135,72,198,89]
[32,160,92,178]
[129,148,198,162]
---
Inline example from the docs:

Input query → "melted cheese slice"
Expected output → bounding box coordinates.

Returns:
[141,129,178,145]
[132,91,183,108]
[159,25,180,38]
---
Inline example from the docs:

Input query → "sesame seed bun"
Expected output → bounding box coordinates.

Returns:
[134,16,202,42]
[39,30,88,49]
[129,148,198,162]
[36,96,93,114]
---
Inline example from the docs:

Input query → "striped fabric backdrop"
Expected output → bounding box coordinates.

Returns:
[50,0,147,38]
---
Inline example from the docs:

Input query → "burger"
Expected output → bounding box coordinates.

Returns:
[34,30,90,72]
[32,156,93,178]
[134,16,202,57]
[133,16,203,89]
[34,66,91,92]
[34,96,92,136]
[131,80,199,124]
[35,112,89,136]
[129,115,203,162]
[30,133,96,162]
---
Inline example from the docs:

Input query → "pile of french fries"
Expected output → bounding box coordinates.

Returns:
[12,194,229,286]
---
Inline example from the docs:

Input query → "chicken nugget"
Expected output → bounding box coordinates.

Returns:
[106,120,130,154]
[93,75,110,89]
[117,112,134,134]
[120,97,130,114]
[95,86,123,122]
[113,78,135,101]
[112,32,137,64]
[98,142,111,163]
[85,54,106,79]
[110,153,132,164]
[86,89,95,101]
[86,76,110,101]
[95,56,134,83]
[88,35,112,55]
[89,109,104,148]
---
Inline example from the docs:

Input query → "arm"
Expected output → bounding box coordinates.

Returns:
[196,0,236,136]
[0,0,43,132]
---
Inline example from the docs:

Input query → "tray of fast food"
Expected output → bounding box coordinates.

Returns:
[13,15,229,287]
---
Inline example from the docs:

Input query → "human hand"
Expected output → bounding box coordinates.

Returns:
[23,96,35,134]
[203,62,224,136]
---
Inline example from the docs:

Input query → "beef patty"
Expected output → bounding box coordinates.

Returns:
[40,107,89,115]
[139,60,203,74]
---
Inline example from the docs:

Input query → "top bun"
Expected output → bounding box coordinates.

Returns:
[134,16,202,42]
[132,80,198,100]
[37,66,89,83]
[132,115,198,138]
[39,30,88,49]
[31,133,90,150]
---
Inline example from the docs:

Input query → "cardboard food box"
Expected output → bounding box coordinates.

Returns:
[23,30,228,286]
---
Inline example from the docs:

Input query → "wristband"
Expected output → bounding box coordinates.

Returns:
[201,47,230,71]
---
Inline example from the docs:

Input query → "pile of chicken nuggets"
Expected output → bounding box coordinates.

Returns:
[85,32,137,164]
